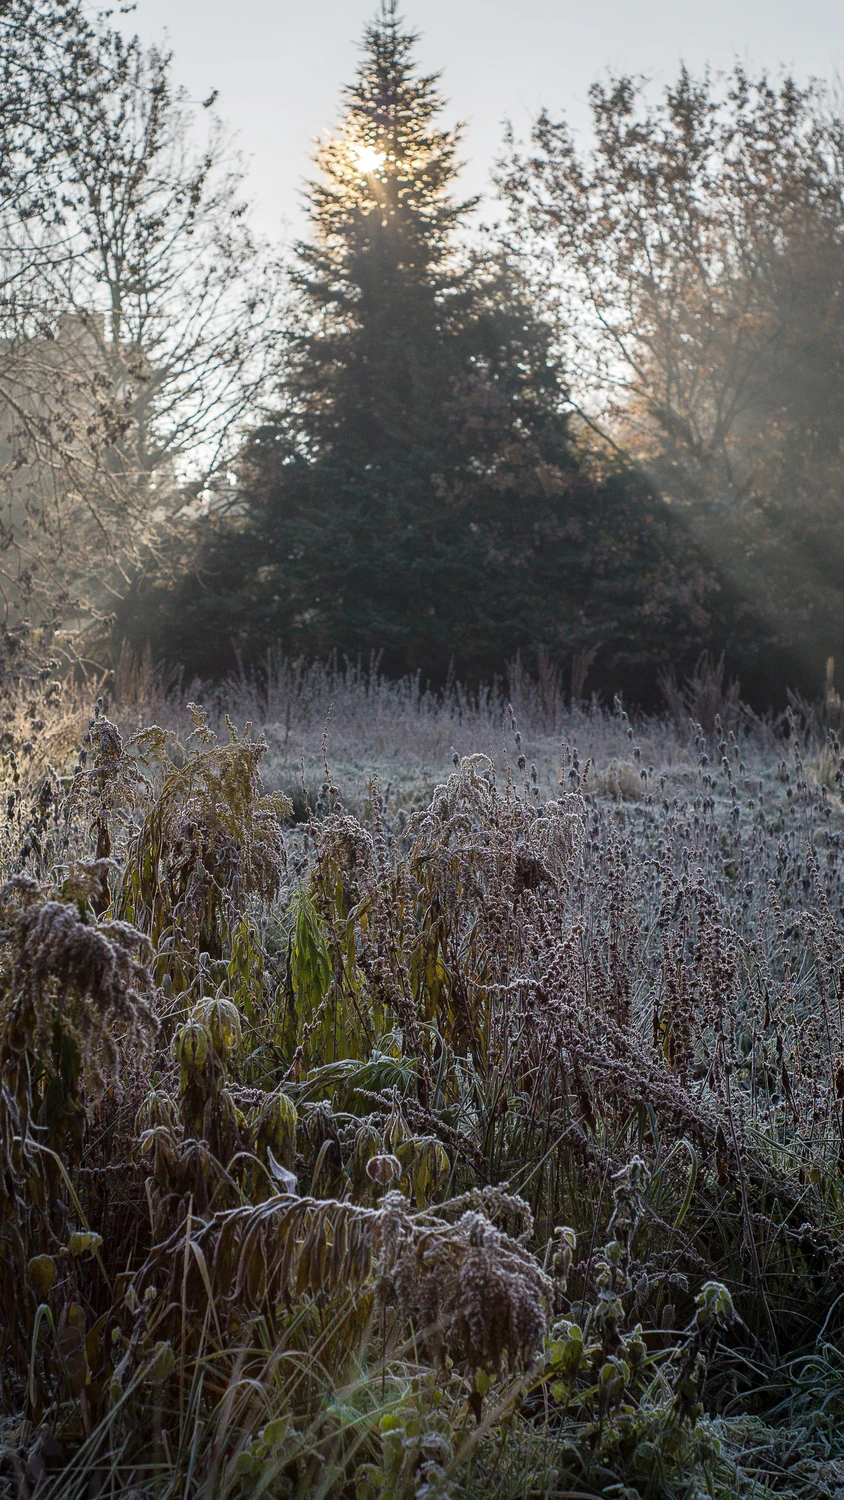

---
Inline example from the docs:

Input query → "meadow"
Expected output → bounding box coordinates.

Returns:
[2,653,844,1499]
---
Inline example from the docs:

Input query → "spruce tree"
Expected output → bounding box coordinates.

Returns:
[289,0,474,459]
[131,5,709,694]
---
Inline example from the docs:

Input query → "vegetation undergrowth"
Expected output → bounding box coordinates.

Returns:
[2,662,844,1497]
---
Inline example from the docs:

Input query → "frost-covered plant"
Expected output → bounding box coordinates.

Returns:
[132,1182,552,1380]
[0,867,157,1401]
[534,1161,736,1497]
[356,1396,456,1500]
[373,1189,552,1375]
[0,872,156,1126]
[119,703,292,956]
[5,674,844,1498]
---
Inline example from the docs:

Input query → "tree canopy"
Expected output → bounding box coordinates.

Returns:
[132,4,707,694]
[0,0,278,657]
[499,67,844,699]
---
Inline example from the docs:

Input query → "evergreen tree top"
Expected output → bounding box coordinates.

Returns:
[302,1,476,273]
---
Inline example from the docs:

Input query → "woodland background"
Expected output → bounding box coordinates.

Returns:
[3,1,844,705]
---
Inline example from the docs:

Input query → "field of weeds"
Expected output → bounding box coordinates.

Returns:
[3,655,844,1499]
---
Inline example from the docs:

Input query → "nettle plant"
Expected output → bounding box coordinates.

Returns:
[0,703,297,1405]
[0,864,156,1410]
[531,1160,735,1497]
[118,703,292,963]
[3,683,844,1499]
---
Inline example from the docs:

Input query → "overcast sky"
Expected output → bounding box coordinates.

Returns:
[120,0,843,244]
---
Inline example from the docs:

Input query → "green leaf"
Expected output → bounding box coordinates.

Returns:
[145,1340,176,1382]
[68,1231,103,1257]
[27,1255,57,1297]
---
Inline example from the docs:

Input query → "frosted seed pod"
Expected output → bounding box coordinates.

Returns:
[68,1230,103,1257]
[145,1341,176,1383]
[28,1255,57,1297]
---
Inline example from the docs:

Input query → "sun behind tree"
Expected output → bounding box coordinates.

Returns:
[292,0,478,459]
[129,4,710,693]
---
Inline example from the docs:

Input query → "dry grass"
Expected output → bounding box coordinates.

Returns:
[1,654,844,1498]
[106,649,733,811]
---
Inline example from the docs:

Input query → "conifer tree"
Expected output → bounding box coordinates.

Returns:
[133,5,709,693]
[290,0,474,459]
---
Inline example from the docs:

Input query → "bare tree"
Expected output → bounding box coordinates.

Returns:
[498,68,844,682]
[0,1,280,658]
[500,68,844,478]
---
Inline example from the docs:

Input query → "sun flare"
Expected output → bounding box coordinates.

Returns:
[355,143,386,175]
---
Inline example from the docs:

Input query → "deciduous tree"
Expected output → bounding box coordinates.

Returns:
[499,68,844,697]
[0,1,278,659]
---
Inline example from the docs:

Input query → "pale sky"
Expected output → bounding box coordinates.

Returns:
[120,0,842,244]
